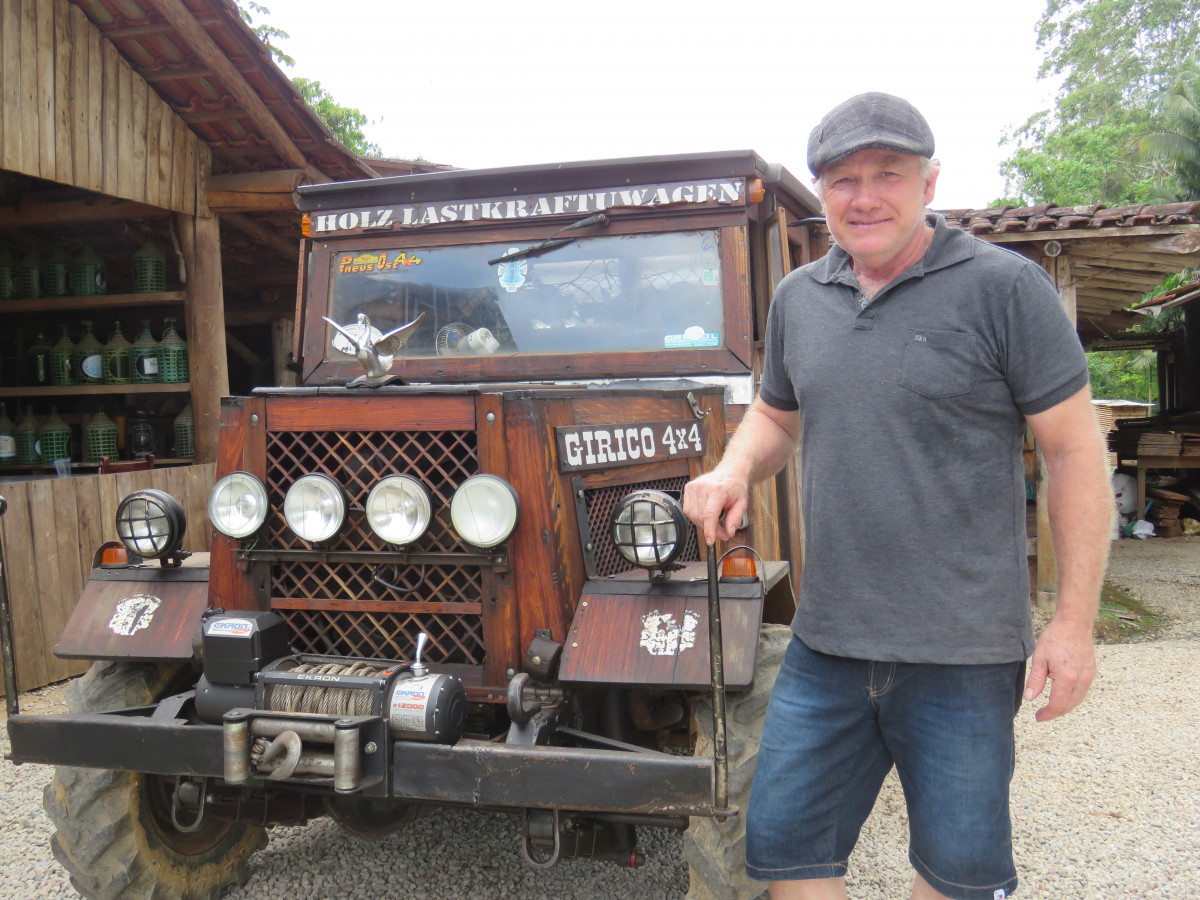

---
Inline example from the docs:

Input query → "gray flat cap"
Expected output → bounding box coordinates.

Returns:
[807,92,934,176]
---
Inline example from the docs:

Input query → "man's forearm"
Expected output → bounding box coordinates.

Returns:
[1045,443,1112,623]
[717,398,801,486]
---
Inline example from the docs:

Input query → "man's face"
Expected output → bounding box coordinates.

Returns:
[817,149,938,271]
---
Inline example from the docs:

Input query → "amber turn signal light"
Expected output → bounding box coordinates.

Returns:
[720,554,758,581]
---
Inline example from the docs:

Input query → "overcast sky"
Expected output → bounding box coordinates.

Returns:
[269,0,1058,210]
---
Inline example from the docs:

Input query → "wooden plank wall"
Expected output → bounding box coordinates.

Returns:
[0,463,215,694]
[0,0,200,215]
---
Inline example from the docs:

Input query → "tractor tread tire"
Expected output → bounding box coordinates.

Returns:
[684,624,792,900]
[43,661,266,900]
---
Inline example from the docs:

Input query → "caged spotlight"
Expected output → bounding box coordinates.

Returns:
[610,489,689,580]
[115,489,188,566]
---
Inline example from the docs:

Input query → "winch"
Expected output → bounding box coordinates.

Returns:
[195,611,465,790]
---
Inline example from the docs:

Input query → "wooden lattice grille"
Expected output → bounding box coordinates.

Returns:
[265,429,485,664]
[584,476,700,577]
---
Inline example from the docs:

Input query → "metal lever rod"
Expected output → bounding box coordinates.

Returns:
[0,495,18,717]
[706,544,731,816]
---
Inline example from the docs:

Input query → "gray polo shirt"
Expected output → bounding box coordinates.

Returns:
[760,215,1088,664]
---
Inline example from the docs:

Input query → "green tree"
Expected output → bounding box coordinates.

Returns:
[1139,55,1200,201]
[290,78,381,158]
[234,2,382,157]
[1001,0,1200,206]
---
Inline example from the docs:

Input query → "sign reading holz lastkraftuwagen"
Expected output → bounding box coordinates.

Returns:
[555,420,706,473]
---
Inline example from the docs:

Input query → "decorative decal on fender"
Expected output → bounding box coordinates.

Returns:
[639,609,700,657]
[555,419,706,473]
[107,594,163,637]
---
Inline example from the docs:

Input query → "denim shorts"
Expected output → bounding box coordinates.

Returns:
[745,636,1025,900]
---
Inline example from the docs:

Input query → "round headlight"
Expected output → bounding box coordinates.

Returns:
[450,475,519,549]
[366,475,432,545]
[208,472,268,539]
[284,474,347,543]
[610,490,688,569]
[116,489,187,560]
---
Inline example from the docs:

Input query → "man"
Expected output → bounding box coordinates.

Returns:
[682,93,1112,900]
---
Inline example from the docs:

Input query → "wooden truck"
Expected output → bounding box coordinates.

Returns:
[7,151,826,900]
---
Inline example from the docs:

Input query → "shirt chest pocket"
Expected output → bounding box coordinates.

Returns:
[898,329,979,399]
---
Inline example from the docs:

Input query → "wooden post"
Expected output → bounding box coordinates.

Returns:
[272,318,298,387]
[179,153,229,463]
[1035,253,1076,610]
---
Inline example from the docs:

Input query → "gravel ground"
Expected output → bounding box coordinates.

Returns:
[3,535,1198,899]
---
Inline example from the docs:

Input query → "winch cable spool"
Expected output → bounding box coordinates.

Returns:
[264,660,385,717]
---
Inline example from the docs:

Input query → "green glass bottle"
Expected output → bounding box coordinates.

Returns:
[26,332,51,387]
[0,403,16,466]
[131,319,159,384]
[15,406,38,465]
[84,410,119,463]
[50,324,74,386]
[68,246,106,297]
[103,321,132,385]
[173,402,195,459]
[42,243,69,298]
[74,320,104,385]
[132,241,167,293]
[0,244,12,301]
[157,318,188,383]
[37,405,72,464]
[13,249,40,300]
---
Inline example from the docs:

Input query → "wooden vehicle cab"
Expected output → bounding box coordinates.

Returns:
[9,152,825,900]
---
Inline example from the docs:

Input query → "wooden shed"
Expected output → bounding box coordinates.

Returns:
[940,202,1200,605]
[0,0,387,693]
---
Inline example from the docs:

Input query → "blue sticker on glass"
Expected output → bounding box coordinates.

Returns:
[665,326,720,349]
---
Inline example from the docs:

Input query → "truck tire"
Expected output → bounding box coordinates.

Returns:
[684,624,792,900]
[43,661,267,900]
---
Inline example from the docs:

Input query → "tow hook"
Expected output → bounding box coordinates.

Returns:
[169,777,210,833]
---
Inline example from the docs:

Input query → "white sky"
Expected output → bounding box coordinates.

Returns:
[269,0,1058,210]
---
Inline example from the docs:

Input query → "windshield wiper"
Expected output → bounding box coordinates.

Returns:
[486,212,609,266]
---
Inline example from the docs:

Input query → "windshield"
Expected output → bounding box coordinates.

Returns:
[323,230,723,360]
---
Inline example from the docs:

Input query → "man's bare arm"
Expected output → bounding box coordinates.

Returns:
[682,397,801,545]
[1024,385,1113,721]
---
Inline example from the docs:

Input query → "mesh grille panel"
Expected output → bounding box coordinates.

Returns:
[265,429,484,665]
[584,476,700,577]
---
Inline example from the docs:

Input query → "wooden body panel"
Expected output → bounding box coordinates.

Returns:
[55,557,211,662]
[556,562,789,689]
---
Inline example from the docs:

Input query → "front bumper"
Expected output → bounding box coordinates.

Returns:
[7,703,715,817]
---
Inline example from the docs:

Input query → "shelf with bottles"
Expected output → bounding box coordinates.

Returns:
[0,396,197,473]
[2,316,191,395]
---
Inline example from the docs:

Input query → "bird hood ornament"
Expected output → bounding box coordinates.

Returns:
[322,312,425,387]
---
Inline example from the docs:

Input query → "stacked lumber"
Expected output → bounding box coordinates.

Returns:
[1137,432,1184,455]
[1146,486,1189,538]
[1181,433,1200,456]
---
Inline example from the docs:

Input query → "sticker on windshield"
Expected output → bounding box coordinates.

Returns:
[664,325,719,348]
[496,250,528,293]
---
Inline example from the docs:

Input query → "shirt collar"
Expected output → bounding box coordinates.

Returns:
[810,212,976,285]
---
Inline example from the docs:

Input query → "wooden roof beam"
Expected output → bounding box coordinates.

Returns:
[0,195,164,228]
[141,0,310,172]
[220,211,300,261]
